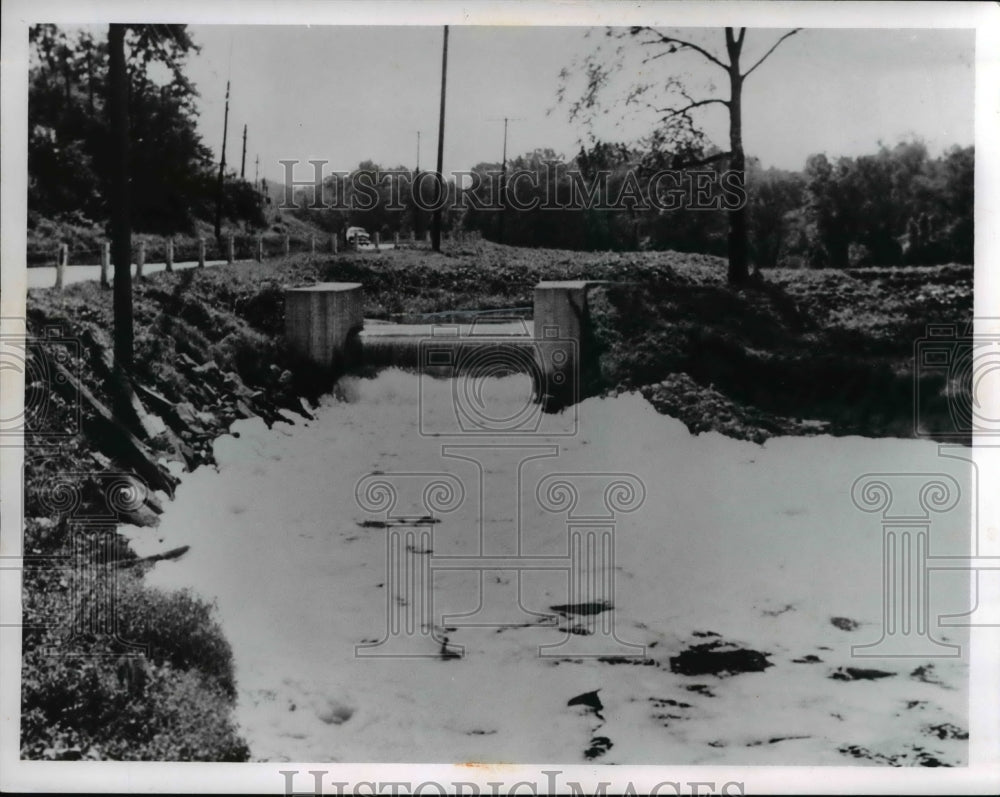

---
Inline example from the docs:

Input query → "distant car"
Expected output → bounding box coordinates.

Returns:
[345,226,370,246]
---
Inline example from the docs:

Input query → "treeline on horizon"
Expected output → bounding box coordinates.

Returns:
[29,24,972,269]
[283,139,972,269]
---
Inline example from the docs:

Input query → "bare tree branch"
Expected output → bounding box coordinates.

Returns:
[672,150,733,170]
[741,28,801,79]
[655,97,729,119]
[633,26,730,71]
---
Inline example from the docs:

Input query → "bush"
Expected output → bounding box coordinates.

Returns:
[210,327,281,387]
[114,578,237,699]
[21,564,247,760]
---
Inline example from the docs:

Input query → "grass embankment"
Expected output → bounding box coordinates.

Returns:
[21,240,970,759]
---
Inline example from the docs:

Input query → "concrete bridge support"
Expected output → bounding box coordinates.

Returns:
[284,282,363,372]
[533,281,589,411]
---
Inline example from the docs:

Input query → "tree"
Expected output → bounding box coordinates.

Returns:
[561,26,800,283]
[108,23,132,372]
[104,24,200,373]
[29,24,216,232]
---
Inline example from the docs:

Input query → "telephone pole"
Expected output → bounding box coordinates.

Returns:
[487,116,523,244]
[214,79,231,240]
[240,123,247,179]
[431,25,448,252]
[413,131,423,239]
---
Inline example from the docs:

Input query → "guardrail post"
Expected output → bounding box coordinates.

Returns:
[256,236,264,262]
[226,234,235,264]
[373,232,381,251]
[165,237,174,272]
[100,241,110,287]
[283,234,290,257]
[135,240,145,280]
[198,237,206,267]
[393,232,400,247]
[331,234,338,254]
[55,243,68,290]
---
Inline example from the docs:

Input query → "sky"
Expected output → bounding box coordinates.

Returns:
[177,25,974,183]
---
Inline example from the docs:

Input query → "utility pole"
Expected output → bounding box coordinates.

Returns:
[500,118,509,244]
[431,25,448,252]
[254,154,260,192]
[214,79,231,240]
[487,116,523,244]
[413,131,422,239]
[240,123,247,179]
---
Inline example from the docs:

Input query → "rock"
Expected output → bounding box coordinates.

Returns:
[670,640,773,677]
[176,353,200,371]
[118,503,160,528]
[829,666,895,681]
[90,451,113,469]
[567,689,603,714]
[551,601,612,616]
[584,736,613,760]
[223,371,255,400]
[192,360,221,379]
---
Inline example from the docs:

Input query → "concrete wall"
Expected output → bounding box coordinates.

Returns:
[284,283,363,372]
[533,281,589,411]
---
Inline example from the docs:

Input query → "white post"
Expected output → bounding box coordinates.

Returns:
[226,234,235,264]
[165,237,174,272]
[100,241,110,287]
[136,240,145,280]
[55,243,67,290]
[373,232,381,251]
[331,234,339,254]
[393,231,400,247]
[256,236,264,262]
[198,237,206,267]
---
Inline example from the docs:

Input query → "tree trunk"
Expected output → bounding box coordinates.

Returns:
[726,30,750,285]
[108,24,133,372]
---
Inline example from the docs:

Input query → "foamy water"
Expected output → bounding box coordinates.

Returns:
[131,369,971,763]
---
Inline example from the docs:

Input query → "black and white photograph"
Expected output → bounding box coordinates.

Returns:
[1,1,998,794]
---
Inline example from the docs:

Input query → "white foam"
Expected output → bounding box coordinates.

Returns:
[143,370,971,764]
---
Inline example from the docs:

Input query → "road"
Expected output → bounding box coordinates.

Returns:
[26,243,400,290]
[26,260,228,290]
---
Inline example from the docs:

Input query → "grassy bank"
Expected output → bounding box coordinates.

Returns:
[21,240,971,759]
